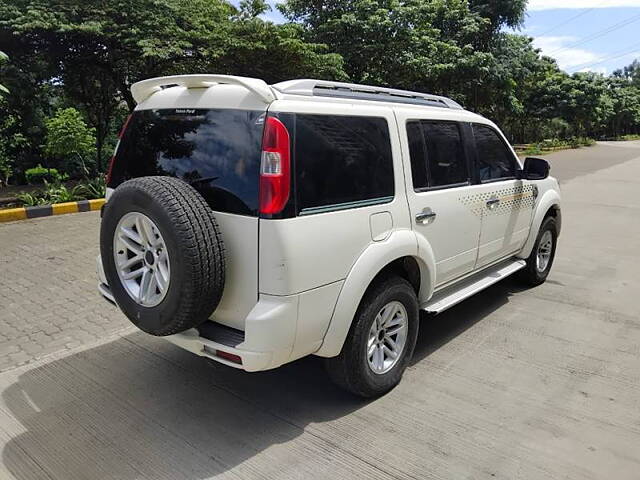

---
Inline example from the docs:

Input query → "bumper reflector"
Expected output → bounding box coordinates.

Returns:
[216,350,242,364]
[204,346,242,365]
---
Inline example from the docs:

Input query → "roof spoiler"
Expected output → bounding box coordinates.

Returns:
[130,74,278,104]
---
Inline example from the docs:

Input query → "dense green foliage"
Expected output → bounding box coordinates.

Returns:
[24,164,64,184]
[0,50,8,97]
[0,0,638,186]
[0,112,27,186]
[281,0,640,142]
[17,178,106,206]
[43,108,97,177]
[520,137,596,156]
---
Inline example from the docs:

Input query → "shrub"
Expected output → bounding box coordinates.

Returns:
[75,176,106,199]
[0,156,11,187]
[44,108,97,178]
[16,192,48,206]
[25,164,64,184]
[521,137,595,155]
[570,137,595,148]
[619,134,640,141]
[0,112,28,186]
[523,144,542,155]
[16,177,106,206]
[45,183,88,203]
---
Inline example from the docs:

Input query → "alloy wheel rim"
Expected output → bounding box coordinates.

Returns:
[113,212,170,307]
[367,300,408,375]
[536,230,553,272]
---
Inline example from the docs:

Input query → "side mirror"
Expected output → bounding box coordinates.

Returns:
[520,157,550,180]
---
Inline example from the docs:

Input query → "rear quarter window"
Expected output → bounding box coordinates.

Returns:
[109,108,264,216]
[291,114,394,215]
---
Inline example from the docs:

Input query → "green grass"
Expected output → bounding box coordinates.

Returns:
[518,137,595,156]
[617,134,640,141]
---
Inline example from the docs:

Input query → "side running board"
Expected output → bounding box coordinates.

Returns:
[422,259,526,314]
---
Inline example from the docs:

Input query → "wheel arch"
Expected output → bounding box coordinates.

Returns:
[315,229,435,358]
[518,188,562,259]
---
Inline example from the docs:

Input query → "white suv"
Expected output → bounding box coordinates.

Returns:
[97,75,561,397]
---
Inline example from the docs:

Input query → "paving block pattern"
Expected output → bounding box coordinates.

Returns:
[0,211,133,372]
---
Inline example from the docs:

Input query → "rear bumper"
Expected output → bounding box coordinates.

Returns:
[163,293,299,371]
[163,329,279,372]
[96,255,298,372]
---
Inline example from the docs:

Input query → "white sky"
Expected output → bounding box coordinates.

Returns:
[532,36,601,70]
[529,0,640,11]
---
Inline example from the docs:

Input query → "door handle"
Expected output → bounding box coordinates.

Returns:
[416,209,437,225]
[486,198,500,209]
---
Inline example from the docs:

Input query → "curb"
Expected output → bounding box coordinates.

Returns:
[0,198,105,223]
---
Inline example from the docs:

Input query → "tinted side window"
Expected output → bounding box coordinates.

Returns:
[423,122,468,187]
[474,125,517,181]
[407,122,428,189]
[406,121,468,189]
[294,114,394,213]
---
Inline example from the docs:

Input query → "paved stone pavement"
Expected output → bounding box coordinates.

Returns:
[0,212,133,372]
[0,142,639,480]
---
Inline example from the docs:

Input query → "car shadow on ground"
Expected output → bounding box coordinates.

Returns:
[412,276,530,365]
[0,336,366,479]
[1,277,530,480]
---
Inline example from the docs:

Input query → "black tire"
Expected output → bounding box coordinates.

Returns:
[518,216,558,287]
[100,176,225,336]
[325,276,419,398]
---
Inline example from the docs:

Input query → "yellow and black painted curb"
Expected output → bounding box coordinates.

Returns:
[0,198,105,223]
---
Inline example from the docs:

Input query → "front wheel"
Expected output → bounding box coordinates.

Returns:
[325,276,419,398]
[519,216,558,286]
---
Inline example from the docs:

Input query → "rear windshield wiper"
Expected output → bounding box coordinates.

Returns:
[187,176,219,186]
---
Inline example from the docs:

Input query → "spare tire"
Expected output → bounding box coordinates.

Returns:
[100,176,225,336]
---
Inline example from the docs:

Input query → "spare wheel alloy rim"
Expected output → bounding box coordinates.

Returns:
[113,212,171,307]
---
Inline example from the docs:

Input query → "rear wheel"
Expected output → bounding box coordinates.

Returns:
[519,216,558,286]
[325,276,419,398]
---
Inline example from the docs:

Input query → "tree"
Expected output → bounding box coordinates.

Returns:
[0,0,234,107]
[0,50,8,97]
[43,108,97,177]
[219,19,346,83]
[280,0,492,99]
[605,76,640,137]
[0,0,236,172]
[482,34,573,142]
[0,112,28,186]
[0,0,346,169]
[0,0,638,184]
[468,0,527,46]
[614,59,640,88]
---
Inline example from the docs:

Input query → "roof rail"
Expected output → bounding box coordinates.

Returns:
[272,79,463,109]
[131,74,277,104]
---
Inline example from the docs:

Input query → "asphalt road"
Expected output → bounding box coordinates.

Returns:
[0,141,639,479]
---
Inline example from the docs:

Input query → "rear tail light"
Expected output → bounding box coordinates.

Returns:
[106,114,133,185]
[259,116,290,215]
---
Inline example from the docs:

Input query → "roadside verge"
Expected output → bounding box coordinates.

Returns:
[0,198,105,223]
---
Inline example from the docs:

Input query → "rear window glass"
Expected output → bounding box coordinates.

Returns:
[292,114,394,214]
[109,108,264,216]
